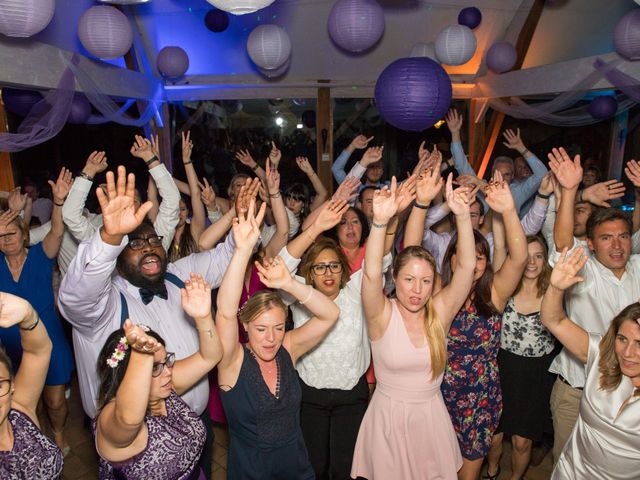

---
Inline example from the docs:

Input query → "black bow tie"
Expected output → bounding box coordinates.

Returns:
[139,285,168,305]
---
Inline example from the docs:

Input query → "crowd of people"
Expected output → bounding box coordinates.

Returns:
[0,109,638,480]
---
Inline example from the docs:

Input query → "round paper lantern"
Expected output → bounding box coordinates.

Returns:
[206,0,274,15]
[486,42,517,73]
[614,10,640,61]
[374,57,452,132]
[205,9,229,32]
[0,0,55,38]
[410,42,439,62]
[247,24,291,70]
[157,46,189,78]
[302,110,316,129]
[78,6,133,60]
[67,95,92,124]
[458,7,482,30]
[435,25,477,66]
[328,0,385,53]
[1,88,43,116]
[589,96,618,120]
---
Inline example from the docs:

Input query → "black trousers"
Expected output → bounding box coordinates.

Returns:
[198,409,214,479]
[299,375,369,480]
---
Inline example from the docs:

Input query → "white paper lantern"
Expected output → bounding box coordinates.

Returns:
[410,42,439,62]
[259,57,291,79]
[206,0,274,15]
[247,24,291,70]
[0,0,55,38]
[78,6,133,60]
[435,25,477,66]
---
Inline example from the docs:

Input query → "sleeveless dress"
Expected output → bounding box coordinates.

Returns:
[441,303,502,460]
[351,300,462,479]
[95,392,206,480]
[0,244,74,385]
[0,409,63,479]
[219,346,314,480]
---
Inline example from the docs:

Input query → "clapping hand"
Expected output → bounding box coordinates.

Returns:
[550,247,588,291]
[123,319,162,354]
[83,151,108,177]
[548,148,582,190]
[232,198,266,253]
[255,255,293,290]
[181,273,212,320]
[372,177,403,224]
[49,167,73,205]
[181,131,193,162]
[0,292,36,330]
[313,199,349,232]
[502,128,526,152]
[484,170,516,214]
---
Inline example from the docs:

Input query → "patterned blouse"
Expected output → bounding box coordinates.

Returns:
[500,297,555,357]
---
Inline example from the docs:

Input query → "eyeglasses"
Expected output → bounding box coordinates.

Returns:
[0,379,12,397]
[0,232,16,241]
[311,262,343,276]
[127,236,164,250]
[152,352,175,377]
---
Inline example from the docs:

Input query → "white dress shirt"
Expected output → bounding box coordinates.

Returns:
[58,229,236,418]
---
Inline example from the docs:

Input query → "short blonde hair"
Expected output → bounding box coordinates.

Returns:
[9,216,29,248]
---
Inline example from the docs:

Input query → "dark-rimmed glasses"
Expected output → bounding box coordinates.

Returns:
[0,379,12,397]
[127,236,164,250]
[311,262,343,276]
[152,352,175,377]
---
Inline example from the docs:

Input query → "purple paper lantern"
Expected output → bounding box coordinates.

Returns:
[328,0,385,53]
[302,110,316,129]
[247,24,291,70]
[157,47,190,78]
[67,95,92,125]
[614,10,640,61]
[205,9,229,32]
[375,57,452,132]
[589,96,618,120]
[0,0,55,38]
[78,6,133,60]
[1,88,43,117]
[486,42,517,73]
[458,7,482,30]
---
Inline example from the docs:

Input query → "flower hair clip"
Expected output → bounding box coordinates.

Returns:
[106,336,129,369]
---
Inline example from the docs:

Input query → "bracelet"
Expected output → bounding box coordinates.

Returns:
[183,160,192,166]
[145,155,159,166]
[372,221,388,229]
[299,285,314,305]
[79,171,94,182]
[269,192,281,199]
[20,315,40,331]
[386,231,397,235]
[536,192,551,199]
[413,201,429,210]
[520,149,530,157]
[54,201,65,207]
[197,328,214,338]
[251,164,260,171]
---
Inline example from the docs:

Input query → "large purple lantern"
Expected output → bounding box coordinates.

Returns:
[205,9,230,32]
[157,46,190,78]
[614,10,640,60]
[1,88,43,117]
[589,96,618,120]
[0,0,55,38]
[78,6,133,59]
[486,42,517,73]
[374,57,452,132]
[458,7,482,30]
[328,0,385,53]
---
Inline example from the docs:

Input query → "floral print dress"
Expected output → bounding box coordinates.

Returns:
[441,303,502,460]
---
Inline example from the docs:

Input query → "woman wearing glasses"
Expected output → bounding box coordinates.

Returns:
[93,273,222,480]
[0,292,62,479]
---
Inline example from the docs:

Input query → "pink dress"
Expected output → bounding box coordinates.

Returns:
[351,300,462,479]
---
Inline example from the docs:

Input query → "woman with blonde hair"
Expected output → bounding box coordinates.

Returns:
[541,248,640,479]
[351,175,477,479]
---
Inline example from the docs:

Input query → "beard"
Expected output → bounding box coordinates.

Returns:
[117,253,168,292]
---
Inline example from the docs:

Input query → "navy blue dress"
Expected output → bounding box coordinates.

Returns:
[0,243,74,385]
[220,346,314,480]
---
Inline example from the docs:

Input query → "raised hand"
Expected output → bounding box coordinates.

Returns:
[97,166,153,237]
[123,319,162,354]
[624,159,640,190]
[582,180,625,207]
[7,187,27,213]
[235,149,257,170]
[350,134,374,150]
[445,173,472,216]
[396,174,417,212]
[130,135,156,163]
[181,273,212,320]
[547,147,582,190]
[181,130,193,162]
[232,199,266,252]
[0,209,18,230]
[198,178,216,207]
[83,151,108,177]
[361,146,384,167]
[418,141,429,164]
[372,177,403,223]
[48,167,73,204]
[268,141,282,168]
[234,177,261,214]
[416,161,443,205]
[255,255,294,290]
[0,292,36,329]
[538,172,555,196]
[484,170,516,213]
[550,247,588,291]
[149,134,160,158]
[332,176,360,203]
[446,109,463,134]
[264,159,280,196]
[295,156,315,177]
[502,128,526,152]
[313,199,350,232]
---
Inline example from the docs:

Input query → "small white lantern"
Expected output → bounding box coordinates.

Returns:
[206,0,274,15]
[247,24,291,70]
[435,24,477,66]
[0,0,55,38]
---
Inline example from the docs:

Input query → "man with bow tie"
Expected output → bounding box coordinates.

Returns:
[58,165,257,421]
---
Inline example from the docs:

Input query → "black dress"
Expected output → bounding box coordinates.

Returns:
[219,346,314,480]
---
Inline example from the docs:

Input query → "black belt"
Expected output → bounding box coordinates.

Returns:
[557,375,583,391]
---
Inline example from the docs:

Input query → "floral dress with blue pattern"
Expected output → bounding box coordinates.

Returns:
[441,303,502,460]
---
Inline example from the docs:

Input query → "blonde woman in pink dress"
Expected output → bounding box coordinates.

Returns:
[351,174,477,479]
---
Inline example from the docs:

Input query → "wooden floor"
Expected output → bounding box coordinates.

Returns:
[57,377,552,480]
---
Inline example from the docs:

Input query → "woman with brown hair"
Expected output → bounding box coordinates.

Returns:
[541,247,640,479]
